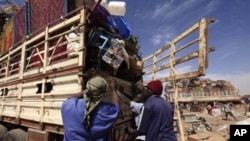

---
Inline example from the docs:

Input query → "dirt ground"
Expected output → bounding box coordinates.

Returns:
[175,104,249,141]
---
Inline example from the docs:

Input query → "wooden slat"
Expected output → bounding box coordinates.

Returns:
[144,47,215,75]
[142,18,215,141]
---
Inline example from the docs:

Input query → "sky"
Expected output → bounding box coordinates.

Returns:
[0,0,23,7]
[122,0,250,95]
[6,0,250,95]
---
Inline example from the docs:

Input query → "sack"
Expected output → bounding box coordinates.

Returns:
[66,26,80,57]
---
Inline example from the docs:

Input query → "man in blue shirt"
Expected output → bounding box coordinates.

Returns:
[137,80,177,141]
[61,76,120,141]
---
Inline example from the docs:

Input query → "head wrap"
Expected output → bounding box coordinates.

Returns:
[146,80,163,95]
[83,76,108,129]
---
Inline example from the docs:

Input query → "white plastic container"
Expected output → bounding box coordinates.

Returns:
[108,1,126,16]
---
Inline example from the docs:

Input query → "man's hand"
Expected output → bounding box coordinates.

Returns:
[110,79,119,105]
[110,79,133,105]
[125,127,139,135]
[110,79,118,91]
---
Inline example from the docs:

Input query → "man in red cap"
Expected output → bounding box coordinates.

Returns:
[137,80,177,141]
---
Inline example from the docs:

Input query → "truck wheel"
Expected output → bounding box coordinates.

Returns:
[3,129,27,141]
[0,125,8,141]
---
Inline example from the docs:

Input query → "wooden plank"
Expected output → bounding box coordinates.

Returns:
[144,47,215,75]
[175,38,199,54]
[19,119,40,129]
[174,96,241,103]
[198,18,208,74]
[27,128,48,141]
[143,44,171,62]
[0,65,80,87]
[43,102,63,108]
[9,46,22,56]
[78,9,85,91]
[2,116,16,124]
[48,15,80,34]
[172,22,199,43]
[25,15,80,46]
[0,55,8,62]
[43,123,64,134]
[42,107,62,125]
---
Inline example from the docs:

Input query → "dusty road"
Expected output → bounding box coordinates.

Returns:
[176,104,249,141]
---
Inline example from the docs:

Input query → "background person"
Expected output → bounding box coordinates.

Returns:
[223,102,237,121]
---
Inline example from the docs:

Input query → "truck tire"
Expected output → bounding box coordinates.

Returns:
[0,125,8,141]
[3,129,27,141]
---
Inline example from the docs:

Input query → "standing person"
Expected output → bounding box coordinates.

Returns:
[223,102,237,121]
[137,80,177,141]
[118,92,146,141]
[61,76,120,141]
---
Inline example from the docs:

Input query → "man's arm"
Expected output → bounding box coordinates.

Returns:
[110,79,119,105]
[130,101,143,114]
[126,127,140,135]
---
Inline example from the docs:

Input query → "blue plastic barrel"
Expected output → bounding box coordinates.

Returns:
[111,16,131,39]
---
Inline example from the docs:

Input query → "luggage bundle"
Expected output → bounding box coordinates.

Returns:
[85,1,143,83]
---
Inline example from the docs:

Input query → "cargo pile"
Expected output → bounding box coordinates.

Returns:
[0,0,144,87]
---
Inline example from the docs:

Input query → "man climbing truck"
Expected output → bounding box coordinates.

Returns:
[0,0,214,140]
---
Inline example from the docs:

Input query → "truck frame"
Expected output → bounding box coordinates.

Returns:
[0,2,143,140]
[0,1,235,141]
[142,17,216,140]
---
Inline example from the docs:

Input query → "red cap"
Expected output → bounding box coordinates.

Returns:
[146,80,163,95]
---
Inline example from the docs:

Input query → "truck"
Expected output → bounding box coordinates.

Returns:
[0,0,214,140]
